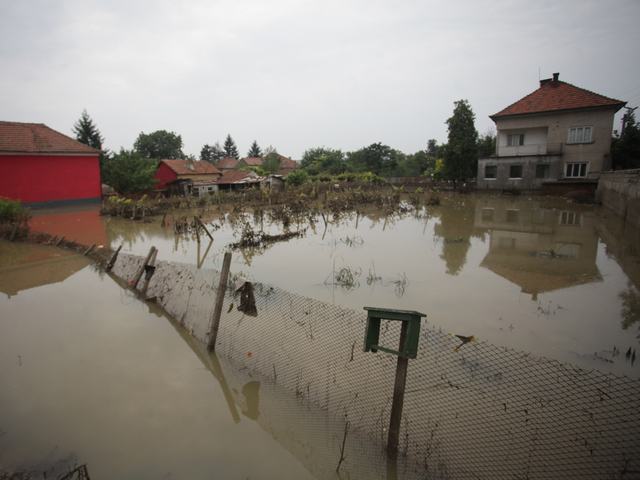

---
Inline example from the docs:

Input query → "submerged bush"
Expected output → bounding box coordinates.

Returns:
[0,197,30,224]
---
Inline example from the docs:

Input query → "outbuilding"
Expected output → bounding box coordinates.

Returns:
[0,121,102,208]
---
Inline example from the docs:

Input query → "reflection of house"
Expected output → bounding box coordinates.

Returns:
[154,158,221,193]
[0,121,102,208]
[0,243,90,298]
[475,198,602,299]
[478,74,626,193]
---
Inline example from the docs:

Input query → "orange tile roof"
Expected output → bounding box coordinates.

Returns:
[0,121,102,154]
[242,157,263,166]
[161,159,221,175]
[491,77,625,119]
[277,155,299,170]
[214,157,238,169]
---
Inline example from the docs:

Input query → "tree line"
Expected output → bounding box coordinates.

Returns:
[72,100,640,193]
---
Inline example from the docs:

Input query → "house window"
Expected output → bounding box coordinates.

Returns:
[555,243,580,259]
[499,237,516,249]
[506,209,519,223]
[568,126,592,144]
[485,166,497,179]
[508,134,525,146]
[565,163,588,178]
[536,164,550,179]
[482,208,494,221]
[509,165,523,179]
[559,211,582,226]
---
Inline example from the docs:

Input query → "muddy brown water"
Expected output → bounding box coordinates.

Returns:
[2,193,639,477]
[92,194,640,377]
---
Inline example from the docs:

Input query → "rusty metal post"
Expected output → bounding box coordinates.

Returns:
[207,251,232,351]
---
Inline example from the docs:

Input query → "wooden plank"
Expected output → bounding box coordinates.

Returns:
[106,245,122,271]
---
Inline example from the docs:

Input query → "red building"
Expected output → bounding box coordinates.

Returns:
[154,158,221,191]
[0,121,102,207]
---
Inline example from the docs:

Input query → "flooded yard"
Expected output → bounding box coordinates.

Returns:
[97,194,639,377]
[2,192,639,478]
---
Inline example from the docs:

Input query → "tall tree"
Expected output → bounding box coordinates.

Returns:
[247,140,262,158]
[200,142,224,164]
[223,134,240,160]
[301,147,346,175]
[101,149,158,192]
[611,108,640,170]
[477,128,497,158]
[427,139,438,158]
[262,152,281,174]
[134,130,184,159]
[73,110,108,167]
[442,100,478,187]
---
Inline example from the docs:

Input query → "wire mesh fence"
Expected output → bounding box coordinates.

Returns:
[112,253,640,479]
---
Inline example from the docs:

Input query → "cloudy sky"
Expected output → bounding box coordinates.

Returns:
[2,0,639,160]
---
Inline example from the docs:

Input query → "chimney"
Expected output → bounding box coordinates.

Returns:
[540,73,560,88]
[187,157,195,171]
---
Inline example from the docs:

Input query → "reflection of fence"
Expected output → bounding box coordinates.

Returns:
[112,253,640,479]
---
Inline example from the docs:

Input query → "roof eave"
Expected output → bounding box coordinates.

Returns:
[490,102,627,121]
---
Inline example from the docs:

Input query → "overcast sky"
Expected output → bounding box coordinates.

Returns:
[2,0,639,160]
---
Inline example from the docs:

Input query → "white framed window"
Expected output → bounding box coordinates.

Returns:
[484,165,497,179]
[568,126,592,144]
[565,162,588,178]
[509,165,523,179]
[507,134,525,146]
[559,211,582,226]
[555,243,580,259]
[482,208,494,221]
[506,209,519,223]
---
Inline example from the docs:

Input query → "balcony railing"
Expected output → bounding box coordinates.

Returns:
[497,143,563,157]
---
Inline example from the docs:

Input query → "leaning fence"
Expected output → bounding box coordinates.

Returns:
[111,253,640,479]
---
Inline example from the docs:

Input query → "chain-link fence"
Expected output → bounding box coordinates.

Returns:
[112,253,640,479]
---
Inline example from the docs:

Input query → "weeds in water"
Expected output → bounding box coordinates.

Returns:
[387,272,409,298]
[325,264,362,293]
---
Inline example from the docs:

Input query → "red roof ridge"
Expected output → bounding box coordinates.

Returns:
[491,78,626,119]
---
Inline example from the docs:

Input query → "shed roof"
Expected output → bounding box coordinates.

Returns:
[491,75,626,119]
[217,170,257,184]
[160,159,221,175]
[0,121,102,155]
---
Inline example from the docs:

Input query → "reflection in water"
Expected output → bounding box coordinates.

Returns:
[434,198,485,275]
[0,241,90,298]
[620,285,640,339]
[475,197,602,300]
[240,381,261,420]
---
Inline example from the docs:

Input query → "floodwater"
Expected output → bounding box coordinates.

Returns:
[2,193,639,477]
[89,194,640,378]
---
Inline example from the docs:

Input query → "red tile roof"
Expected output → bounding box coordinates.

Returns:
[214,157,238,169]
[277,155,299,170]
[161,159,221,175]
[242,157,263,166]
[491,78,626,119]
[0,121,102,154]
[217,170,257,184]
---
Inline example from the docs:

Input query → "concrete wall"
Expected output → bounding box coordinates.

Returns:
[596,168,640,229]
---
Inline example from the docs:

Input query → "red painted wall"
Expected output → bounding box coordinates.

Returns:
[0,154,101,203]
[154,162,178,190]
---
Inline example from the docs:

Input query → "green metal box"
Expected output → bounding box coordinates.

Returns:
[363,307,426,359]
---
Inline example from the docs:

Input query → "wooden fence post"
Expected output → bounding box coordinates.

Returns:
[130,246,156,290]
[207,251,232,351]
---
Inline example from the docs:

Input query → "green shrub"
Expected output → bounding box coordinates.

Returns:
[0,197,30,224]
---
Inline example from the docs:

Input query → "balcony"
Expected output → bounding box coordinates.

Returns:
[498,143,563,157]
